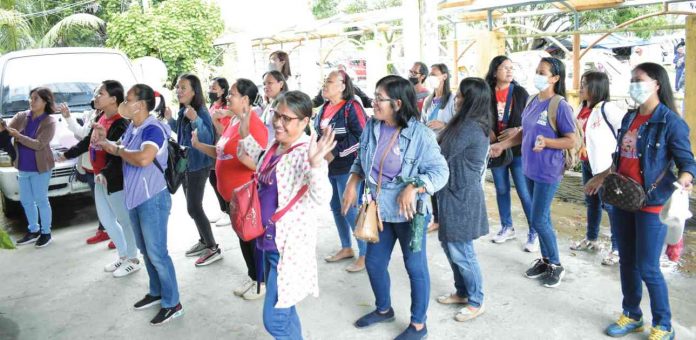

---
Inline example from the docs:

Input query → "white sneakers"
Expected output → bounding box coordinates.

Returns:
[233,279,266,300]
[215,214,231,227]
[233,279,255,296]
[104,258,142,278]
[492,227,516,244]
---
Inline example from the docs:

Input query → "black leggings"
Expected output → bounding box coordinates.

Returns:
[183,167,215,248]
[208,169,227,212]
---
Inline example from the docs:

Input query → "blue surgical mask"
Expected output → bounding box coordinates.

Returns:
[629,81,655,105]
[533,74,550,92]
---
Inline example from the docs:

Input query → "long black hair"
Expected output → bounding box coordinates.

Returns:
[235,78,263,107]
[580,71,610,108]
[101,80,125,105]
[337,70,356,101]
[211,77,229,105]
[633,62,677,113]
[375,75,420,128]
[431,63,451,109]
[29,87,56,114]
[485,55,514,88]
[438,77,492,146]
[177,73,205,109]
[540,57,566,98]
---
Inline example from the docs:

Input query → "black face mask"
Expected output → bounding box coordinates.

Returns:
[408,77,419,85]
[208,92,219,103]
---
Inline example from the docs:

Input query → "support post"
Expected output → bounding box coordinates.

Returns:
[474,30,504,78]
[685,16,696,153]
[569,33,581,108]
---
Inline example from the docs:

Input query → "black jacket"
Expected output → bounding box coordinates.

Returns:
[64,114,129,194]
[490,82,529,157]
[314,99,367,176]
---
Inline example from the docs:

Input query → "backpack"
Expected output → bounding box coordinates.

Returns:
[152,123,188,194]
[527,94,581,171]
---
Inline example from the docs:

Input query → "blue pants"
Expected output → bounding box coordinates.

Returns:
[610,208,671,329]
[18,171,52,234]
[95,183,137,259]
[491,156,534,236]
[129,189,179,308]
[581,161,617,250]
[365,221,429,324]
[329,173,366,256]
[526,178,561,265]
[441,241,484,308]
[263,251,303,340]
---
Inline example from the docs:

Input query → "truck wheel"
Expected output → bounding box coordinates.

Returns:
[1,195,22,218]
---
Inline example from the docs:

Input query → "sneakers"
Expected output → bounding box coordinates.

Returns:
[35,233,52,248]
[570,238,599,251]
[185,241,206,257]
[605,314,644,337]
[150,303,183,326]
[233,279,255,297]
[242,282,266,300]
[542,264,565,288]
[354,308,395,328]
[394,324,427,340]
[525,258,549,279]
[215,214,231,227]
[523,233,539,252]
[16,232,40,245]
[104,258,125,272]
[602,250,620,266]
[195,246,222,267]
[455,304,485,322]
[436,293,468,305]
[492,226,516,244]
[86,229,110,244]
[208,212,221,223]
[134,294,162,310]
[649,326,675,340]
[108,241,116,250]
[113,259,142,278]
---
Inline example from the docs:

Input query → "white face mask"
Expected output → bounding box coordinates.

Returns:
[427,76,442,90]
[533,74,550,92]
[629,81,656,105]
[268,62,277,71]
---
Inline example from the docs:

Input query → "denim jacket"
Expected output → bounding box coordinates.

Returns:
[168,105,214,172]
[350,117,449,223]
[613,103,696,206]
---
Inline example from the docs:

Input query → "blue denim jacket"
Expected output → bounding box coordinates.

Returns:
[614,103,696,206]
[350,117,449,223]
[168,105,214,172]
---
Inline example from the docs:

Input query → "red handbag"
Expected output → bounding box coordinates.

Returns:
[229,142,306,241]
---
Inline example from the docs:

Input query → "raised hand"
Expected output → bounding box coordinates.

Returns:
[58,103,70,118]
[184,105,197,121]
[309,127,336,168]
[164,106,173,120]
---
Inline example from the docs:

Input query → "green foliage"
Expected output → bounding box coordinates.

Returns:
[312,0,339,19]
[580,5,667,39]
[106,0,224,82]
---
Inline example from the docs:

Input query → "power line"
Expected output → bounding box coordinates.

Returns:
[18,0,96,19]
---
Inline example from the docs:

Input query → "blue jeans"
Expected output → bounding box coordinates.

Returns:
[329,173,366,256]
[441,241,484,308]
[263,251,303,339]
[365,222,429,324]
[581,161,617,250]
[18,171,52,234]
[610,208,671,329]
[526,178,561,265]
[491,156,534,236]
[95,183,137,259]
[129,189,179,308]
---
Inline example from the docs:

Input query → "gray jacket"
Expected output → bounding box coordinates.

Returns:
[436,120,489,242]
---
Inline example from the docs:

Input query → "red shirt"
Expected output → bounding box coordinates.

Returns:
[319,100,345,129]
[495,87,511,132]
[215,112,268,202]
[618,113,662,213]
[576,106,592,161]
[90,113,122,175]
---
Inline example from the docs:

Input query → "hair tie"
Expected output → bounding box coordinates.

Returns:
[154,91,161,97]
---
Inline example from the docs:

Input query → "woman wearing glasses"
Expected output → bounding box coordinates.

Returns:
[342,75,448,340]
[315,70,368,273]
[191,78,269,300]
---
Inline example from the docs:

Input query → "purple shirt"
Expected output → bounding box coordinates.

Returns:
[370,123,402,183]
[257,154,280,252]
[521,96,576,183]
[17,113,47,172]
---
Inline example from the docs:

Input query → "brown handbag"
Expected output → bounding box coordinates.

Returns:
[353,128,401,243]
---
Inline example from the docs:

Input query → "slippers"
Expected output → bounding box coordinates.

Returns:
[324,252,355,263]
[436,293,468,305]
[345,262,365,273]
[455,304,485,322]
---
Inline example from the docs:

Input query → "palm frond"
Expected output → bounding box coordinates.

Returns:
[40,13,105,47]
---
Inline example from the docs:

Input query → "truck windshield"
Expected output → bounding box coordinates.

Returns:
[1,52,136,117]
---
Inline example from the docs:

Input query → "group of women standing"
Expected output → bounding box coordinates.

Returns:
[4,46,692,339]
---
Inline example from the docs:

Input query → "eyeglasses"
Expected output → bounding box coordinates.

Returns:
[323,79,344,86]
[408,70,421,76]
[372,96,394,104]
[271,108,302,125]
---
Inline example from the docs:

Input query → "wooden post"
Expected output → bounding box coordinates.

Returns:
[475,30,505,78]
[685,16,696,154]
[569,33,581,109]
[453,40,459,85]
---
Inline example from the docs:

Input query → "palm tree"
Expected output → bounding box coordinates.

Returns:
[0,0,105,54]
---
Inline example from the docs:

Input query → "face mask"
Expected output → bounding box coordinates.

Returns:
[208,92,219,103]
[629,81,655,105]
[533,74,550,92]
[118,101,138,118]
[268,62,277,71]
[427,76,441,90]
[408,77,419,85]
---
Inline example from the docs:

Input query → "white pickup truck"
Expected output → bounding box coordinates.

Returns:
[0,48,140,217]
